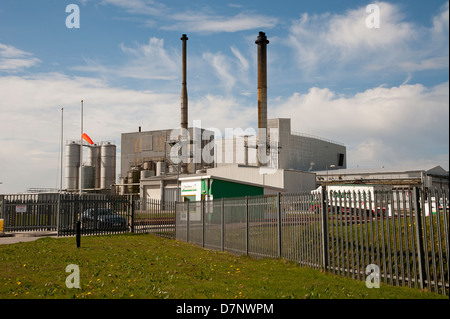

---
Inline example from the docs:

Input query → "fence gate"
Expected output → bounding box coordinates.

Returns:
[1,194,59,232]
[57,194,132,237]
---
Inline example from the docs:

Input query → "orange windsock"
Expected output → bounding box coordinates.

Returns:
[82,133,94,145]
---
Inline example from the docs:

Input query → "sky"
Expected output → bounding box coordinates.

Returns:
[0,0,448,193]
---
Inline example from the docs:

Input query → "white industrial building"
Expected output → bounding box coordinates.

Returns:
[214,118,346,172]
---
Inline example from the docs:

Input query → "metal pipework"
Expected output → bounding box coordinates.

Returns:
[255,31,269,166]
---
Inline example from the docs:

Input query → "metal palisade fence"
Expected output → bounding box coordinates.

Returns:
[132,198,176,238]
[176,187,449,295]
[57,194,132,236]
[1,194,175,238]
[1,187,448,295]
[1,193,59,232]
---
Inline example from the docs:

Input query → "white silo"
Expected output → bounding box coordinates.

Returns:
[81,165,95,189]
[88,145,101,189]
[100,142,116,189]
[65,141,80,190]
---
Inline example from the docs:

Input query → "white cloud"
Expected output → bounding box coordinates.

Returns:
[98,0,165,16]
[88,0,277,34]
[0,43,41,72]
[230,46,249,72]
[163,12,278,33]
[432,1,449,37]
[118,37,179,79]
[202,52,236,93]
[74,37,179,80]
[286,1,449,77]
[271,81,449,169]
[190,94,255,131]
[201,46,254,95]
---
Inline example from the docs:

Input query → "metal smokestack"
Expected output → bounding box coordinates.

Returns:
[180,34,188,131]
[180,34,189,174]
[255,31,269,166]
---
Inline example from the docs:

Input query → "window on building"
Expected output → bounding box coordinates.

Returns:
[338,153,345,167]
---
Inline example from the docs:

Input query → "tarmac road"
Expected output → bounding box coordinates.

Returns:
[0,231,58,245]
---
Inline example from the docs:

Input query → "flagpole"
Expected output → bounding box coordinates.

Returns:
[80,99,83,195]
[60,107,64,192]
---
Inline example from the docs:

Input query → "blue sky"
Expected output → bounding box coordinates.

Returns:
[0,0,448,193]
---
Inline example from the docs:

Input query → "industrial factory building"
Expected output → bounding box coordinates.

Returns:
[120,127,214,180]
[118,31,346,201]
[119,126,214,198]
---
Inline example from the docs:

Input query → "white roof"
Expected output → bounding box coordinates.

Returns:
[314,165,448,176]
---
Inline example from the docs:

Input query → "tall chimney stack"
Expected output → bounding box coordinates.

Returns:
[255,31,269,166]
[180,34,188,132]
[180,34,189,173]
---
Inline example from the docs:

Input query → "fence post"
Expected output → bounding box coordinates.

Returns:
[174,201,177,240]
[277,192,282,258]
[413,187,426,290]
[202,199,205,248]
[130,196,135,233]
[186,200,190,243]
[221,198,225,252]
[56,193,61,236]
[76,220,81,248]
[321,187,329,271]
[246,196,249,256]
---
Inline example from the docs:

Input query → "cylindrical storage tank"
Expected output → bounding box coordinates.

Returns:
[100,142,116,189]
[140,170,155,179]
[81,165,95,190]
[119,177,127,195]
[65,142,80,190]
[88,145,101,189]
[156,161,166,176]
[127,168,140,194]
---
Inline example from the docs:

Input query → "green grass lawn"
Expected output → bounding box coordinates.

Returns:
[0,233,446,299]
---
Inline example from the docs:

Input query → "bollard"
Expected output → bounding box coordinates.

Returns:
[76,220,81,248]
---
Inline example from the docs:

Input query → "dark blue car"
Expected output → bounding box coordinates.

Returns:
[80,208,127,230]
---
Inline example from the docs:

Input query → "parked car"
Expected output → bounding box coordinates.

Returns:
[80,208,127,230]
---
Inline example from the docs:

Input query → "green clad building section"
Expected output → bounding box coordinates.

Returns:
[208,178,263,199]
[180,175,268,202]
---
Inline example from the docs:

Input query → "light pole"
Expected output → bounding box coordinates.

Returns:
[60,107,64,192]
[79,100,83,195]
